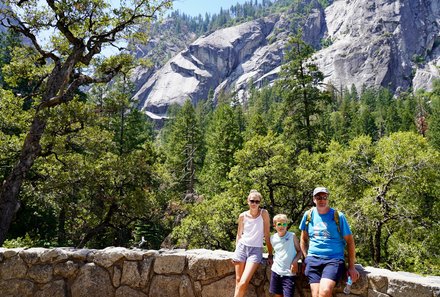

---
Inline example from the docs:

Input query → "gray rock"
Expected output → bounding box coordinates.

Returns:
[134,15,289,116]
[148,275,194,297]
[0,255,28,279]
[413,57,440,91]
[40,248,69,263]
[71,263,114,297]
[116,285,148,297]
[153,253,186,274]
[0,279,34,297]
[316,0,440,93]
[54,260,79,279]
[34,280,65,297]
[93,247,141,268]
[200,274,236,297]
[20,248,47,264]
[27,264,53,284]
[133,0,440,116]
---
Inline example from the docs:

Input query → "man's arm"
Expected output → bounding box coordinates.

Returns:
[300,230,309,258]
[344,234,360,282]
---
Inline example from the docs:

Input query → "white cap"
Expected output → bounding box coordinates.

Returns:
[313,187,329,196]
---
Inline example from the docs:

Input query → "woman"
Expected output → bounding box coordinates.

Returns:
[232,190,273,297]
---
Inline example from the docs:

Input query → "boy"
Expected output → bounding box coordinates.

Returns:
[269,214,302,297]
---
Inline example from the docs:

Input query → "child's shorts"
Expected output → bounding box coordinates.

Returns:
[269,271,295,297]
[304,256,345,284]
[232,242,263,263]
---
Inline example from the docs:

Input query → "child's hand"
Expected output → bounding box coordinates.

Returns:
[290,261,298,273]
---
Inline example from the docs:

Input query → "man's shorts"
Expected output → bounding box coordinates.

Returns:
[232,242,263,263]
[269,271,295,297]
[304,256,345,284]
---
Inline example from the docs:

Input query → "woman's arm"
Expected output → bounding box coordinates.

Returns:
[236,213,244,244]
[262,209,273,259]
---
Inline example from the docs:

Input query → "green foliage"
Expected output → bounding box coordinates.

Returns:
[199,103,243,196]
[325,132,440,272]
[161,100,203,195]
[2,233,36,248]
[172,192,240,250]
[427,80,440,149]
[277,32,331,152]
[0,30,22,89]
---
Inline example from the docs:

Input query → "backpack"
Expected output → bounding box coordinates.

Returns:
[305,207,342,238]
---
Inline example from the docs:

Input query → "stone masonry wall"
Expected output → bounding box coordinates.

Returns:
[0,247,439,297]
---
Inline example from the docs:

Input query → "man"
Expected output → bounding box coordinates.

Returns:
[299,187,359,297]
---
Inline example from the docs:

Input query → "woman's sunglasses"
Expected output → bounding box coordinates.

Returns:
[249,200,260,204]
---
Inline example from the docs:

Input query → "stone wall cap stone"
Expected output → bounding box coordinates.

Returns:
[0,248,23,259]
[20,248,48,264]
[60,248,96,261]
[365,266,440,288]
[158,248,186,254]
[185,249,234,260]
[40,248,69,263]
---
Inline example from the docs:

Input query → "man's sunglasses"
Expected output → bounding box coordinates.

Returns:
[315,196,328,201]
[249,200,260,204]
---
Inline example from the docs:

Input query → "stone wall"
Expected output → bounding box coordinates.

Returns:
[0,247,439,297]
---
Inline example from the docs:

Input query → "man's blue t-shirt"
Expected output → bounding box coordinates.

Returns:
[299,208,351,260]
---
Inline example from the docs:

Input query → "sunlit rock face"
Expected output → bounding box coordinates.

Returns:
[133,0,440,116]
[315,0,440,93]
[133,15,290,116]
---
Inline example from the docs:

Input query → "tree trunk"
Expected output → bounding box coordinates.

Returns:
[57,205,66,245]
[76,202,117,248]
[0,114,47,245]
[373,221,382,266]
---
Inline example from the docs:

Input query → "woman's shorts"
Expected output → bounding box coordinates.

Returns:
[232,242,263,263]
[304,256,345,284]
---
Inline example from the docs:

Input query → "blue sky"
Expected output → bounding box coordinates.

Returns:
[171,0,248,16]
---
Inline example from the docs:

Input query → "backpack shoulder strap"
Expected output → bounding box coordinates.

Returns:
[305,207,315,228]
[333,209,342,236]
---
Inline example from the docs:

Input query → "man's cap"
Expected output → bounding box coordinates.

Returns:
[313,187,329,196]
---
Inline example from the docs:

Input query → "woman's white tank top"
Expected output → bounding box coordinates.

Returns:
[239,210,264,247]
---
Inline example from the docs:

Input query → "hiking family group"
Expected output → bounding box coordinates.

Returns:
[232,187,360,297]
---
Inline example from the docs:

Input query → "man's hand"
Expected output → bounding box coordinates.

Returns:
[347,266,360,282]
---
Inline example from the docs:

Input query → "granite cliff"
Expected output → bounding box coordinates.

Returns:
[133,0,440,116]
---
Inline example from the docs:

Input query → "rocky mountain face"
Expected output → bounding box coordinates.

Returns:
[133,0,440,116]
[316,0,440,94]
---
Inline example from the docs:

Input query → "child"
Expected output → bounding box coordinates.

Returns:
[269,214,302,297]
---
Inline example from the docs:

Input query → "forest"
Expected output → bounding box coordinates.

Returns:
[0,0,439,277]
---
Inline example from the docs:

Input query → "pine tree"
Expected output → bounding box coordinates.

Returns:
[164,100,203,197]
[276,33,330,152]
[427,80,440,149]
[200,103,243,196]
